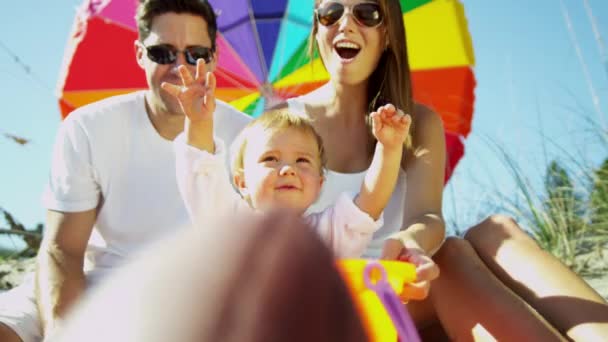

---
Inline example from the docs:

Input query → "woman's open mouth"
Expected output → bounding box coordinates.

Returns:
[334,41,361,62]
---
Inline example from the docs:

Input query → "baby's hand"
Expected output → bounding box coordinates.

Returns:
[381,237,439,301]
[370,104,411,149]
[161,59,216,122]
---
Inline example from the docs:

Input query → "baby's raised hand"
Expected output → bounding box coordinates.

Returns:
[161,59,216,122]
[370,104,411,149]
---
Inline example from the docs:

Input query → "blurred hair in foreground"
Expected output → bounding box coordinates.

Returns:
[51,210,369,342]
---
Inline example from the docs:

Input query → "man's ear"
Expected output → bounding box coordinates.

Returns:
[233,171,249,198]
[134,40,145,69]
[209,50,219,72]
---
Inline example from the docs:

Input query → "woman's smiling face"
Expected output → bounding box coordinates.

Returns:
[315,0,387,86]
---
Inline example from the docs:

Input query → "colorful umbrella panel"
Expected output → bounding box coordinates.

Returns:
[57,0,476,181]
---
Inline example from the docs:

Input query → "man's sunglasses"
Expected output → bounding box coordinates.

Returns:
[315,2,383,28]
[141,43,214,65]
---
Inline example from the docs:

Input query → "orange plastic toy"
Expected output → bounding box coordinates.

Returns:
[337,259,420,342]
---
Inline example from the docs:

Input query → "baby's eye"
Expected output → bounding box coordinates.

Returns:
[261,156,278,162]
[297,157,311,164]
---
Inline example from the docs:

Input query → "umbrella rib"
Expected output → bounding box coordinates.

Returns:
[215,68,258,90]
[218,16,253,34]
[247,0,269,86]
[271,3,291,84]
[219,15,288,32]
[282,44,319,97]
[286,12,312,29]
[275,5,317,97]
[270,4,313,85]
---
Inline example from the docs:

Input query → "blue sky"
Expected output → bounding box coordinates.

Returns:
[1,0,607,249]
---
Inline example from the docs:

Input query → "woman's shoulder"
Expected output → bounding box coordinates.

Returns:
[285,96,307,116]
[287,85,332,107]
[411,102,445,139]
[402,102,446,168]
[413,103,443,128]
[285,93,325,119]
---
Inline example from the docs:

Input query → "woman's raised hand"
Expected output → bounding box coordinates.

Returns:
[370,104,412,149]
[161,59,216,122]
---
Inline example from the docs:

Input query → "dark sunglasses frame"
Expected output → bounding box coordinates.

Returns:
[315,2,383,28]
[140,43,215,65]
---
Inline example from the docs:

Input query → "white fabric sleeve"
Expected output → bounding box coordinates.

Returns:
[41,116,100,212]
[306,192,383,258]
[173,133,249,228]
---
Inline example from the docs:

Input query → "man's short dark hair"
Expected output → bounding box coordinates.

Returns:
[136,0,217,51]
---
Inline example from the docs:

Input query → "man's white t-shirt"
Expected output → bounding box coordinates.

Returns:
[42,90,251,281]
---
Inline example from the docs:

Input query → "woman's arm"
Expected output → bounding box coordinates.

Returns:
[397,104,447,254]
[380,104,446,300]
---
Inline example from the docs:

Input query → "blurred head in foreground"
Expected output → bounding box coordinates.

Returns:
[52,210,368,342]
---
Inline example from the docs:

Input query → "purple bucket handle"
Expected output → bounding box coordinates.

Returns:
[363,262,421,342]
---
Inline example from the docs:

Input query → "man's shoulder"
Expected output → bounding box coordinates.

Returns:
[212,100,252,145]
[215,100,251,122]
[214,100,252,129]
[65,91,145,127]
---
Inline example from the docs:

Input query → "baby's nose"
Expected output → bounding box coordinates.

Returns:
[279,164,296,176]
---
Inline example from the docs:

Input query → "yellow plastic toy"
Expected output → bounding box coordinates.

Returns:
[337,259,420,342]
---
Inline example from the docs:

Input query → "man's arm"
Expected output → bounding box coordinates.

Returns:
[36,209,96,334]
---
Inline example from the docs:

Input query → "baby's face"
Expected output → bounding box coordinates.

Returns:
[236,127,324,213]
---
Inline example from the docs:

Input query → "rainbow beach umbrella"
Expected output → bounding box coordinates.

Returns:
[57,0,475,181]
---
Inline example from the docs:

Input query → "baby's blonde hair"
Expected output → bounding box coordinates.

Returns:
[230,108,327,181]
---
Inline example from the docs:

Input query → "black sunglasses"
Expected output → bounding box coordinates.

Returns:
[315,2,383,28]
[141,43,214,65]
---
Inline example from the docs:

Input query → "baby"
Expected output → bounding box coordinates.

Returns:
[163,61,410,257]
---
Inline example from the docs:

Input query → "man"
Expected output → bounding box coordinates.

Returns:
[0,1,251,341]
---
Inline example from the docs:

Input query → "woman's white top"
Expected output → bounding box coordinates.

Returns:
[287,98,408,258]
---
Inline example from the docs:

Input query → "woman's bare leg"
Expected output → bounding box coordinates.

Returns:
[430,236,565,341]
[0,324,22,342]
[465,215,608,341]
[406,295,450,341]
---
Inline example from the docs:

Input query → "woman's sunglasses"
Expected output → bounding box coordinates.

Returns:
[140,43,214,65]
[315,2,383,28]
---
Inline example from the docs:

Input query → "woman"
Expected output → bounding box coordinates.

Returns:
[287,0,608,340]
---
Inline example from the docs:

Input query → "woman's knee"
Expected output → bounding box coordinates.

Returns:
[434,236,477,267]
[465,214,533,244]
[463,214,542,261]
